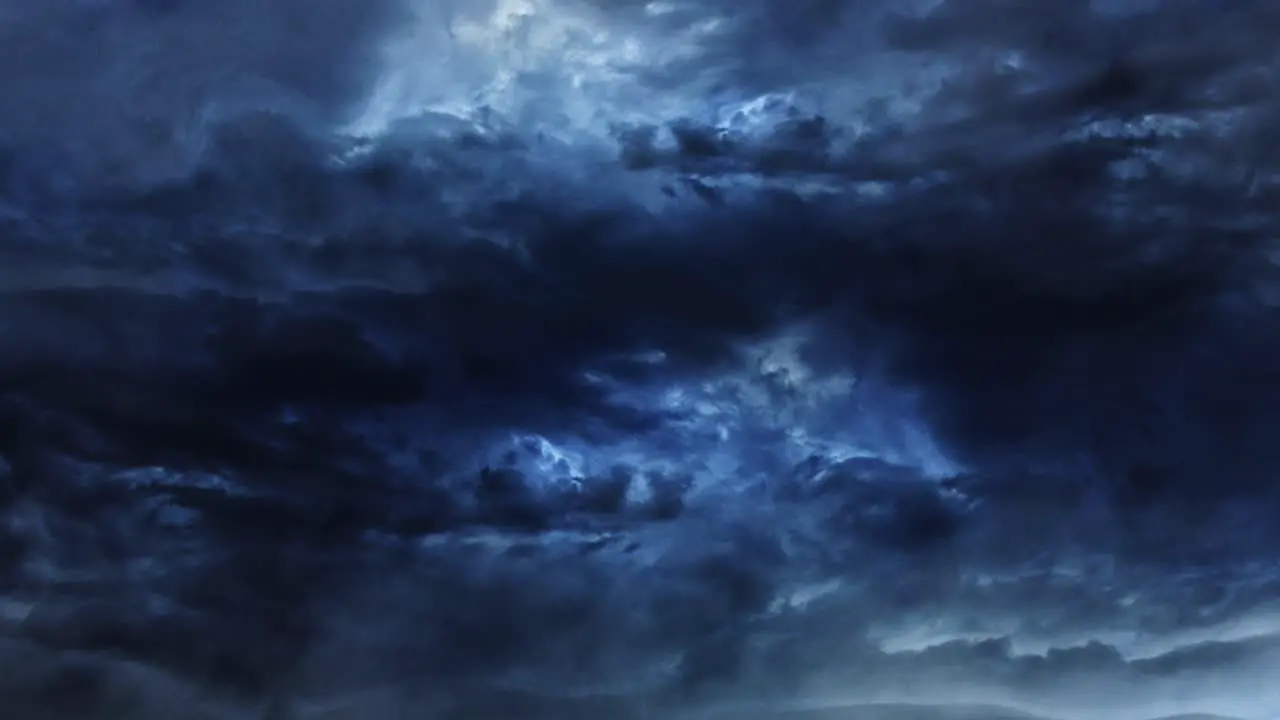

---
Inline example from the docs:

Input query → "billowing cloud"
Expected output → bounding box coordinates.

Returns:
[1,1,1279,718]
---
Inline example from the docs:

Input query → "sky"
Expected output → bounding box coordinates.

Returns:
[2,0,1280,718]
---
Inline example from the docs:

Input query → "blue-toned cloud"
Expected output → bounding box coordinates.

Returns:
[2,1,1280,718]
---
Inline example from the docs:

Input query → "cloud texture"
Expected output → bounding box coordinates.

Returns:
[2,0,1280,718]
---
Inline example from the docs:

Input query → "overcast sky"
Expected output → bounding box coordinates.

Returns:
[2,1,1280,718]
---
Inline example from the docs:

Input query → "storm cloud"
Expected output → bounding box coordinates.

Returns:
[2,1,1280,718]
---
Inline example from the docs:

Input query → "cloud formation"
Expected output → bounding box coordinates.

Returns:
[2,0,1280,718]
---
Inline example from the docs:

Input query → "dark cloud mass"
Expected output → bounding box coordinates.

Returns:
[2,0,1280,718]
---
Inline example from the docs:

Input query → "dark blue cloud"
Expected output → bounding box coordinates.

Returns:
[2,1,1280,718]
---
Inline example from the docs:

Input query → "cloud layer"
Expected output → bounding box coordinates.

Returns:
[2,0,1280,718]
